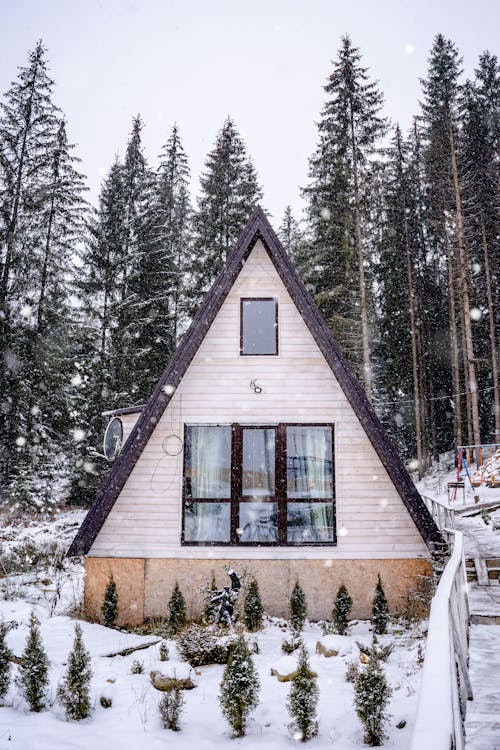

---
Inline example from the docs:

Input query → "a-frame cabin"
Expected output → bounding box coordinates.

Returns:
[69,207,440,625]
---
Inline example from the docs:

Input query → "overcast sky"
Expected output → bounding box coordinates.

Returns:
[1,0,498,223]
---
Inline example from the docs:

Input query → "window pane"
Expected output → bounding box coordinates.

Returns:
[241,299,277,355]
[238,502,278,543]
[286,426,333,498]
[184,502,230,542]
[287,503,334,543]
[184,425,231,498]
[242,428,275,496]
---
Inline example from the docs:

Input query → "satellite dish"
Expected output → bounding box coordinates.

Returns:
[103,417,123,461]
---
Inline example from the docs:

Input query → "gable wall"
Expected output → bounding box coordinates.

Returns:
[90,241,429,561]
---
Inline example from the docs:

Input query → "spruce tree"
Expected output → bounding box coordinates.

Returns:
[101,577,118,627]
[57,623,92,720]
[159,686,184,731]
[371,575,389,635]
[0,622,12,702]
[191,117,262,307]
[332,584,352,635]
[278,206,305,267]
[16,611,49,712]
[290,581,307,634]
[168,582,187,634]
[354,649,392,745]
[287,645,319,742]
[219,634,260,737]
[243,578,264,631]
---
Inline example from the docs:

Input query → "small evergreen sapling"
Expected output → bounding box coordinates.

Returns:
[17,611,50,712]
[57,623,92,720]
[287,645,319,741]
[354,650,392,745]
[290,581,307,634]
[332,584,353,635]
[101,577,118,627]
[371,575,389,635]
[131,660,144,674]
[168,582,187,634]
[243,578,264,631]
[219,634,260,737]
[159,641,169,661]
[203,573,218,624]
[159,686,184,731]
[0,622,13,702]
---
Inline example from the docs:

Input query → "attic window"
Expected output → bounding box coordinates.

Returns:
[240,298,278,356]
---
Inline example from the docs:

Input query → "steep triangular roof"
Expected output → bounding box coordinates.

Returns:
[69,207,441,556]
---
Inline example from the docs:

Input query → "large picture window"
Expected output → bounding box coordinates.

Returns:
[182,423,335,545]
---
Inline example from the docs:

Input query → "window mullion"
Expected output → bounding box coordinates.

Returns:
[231,424,241,544]
[276,423,287,543]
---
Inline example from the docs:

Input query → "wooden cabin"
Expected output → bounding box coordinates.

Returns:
[68,208,440,626]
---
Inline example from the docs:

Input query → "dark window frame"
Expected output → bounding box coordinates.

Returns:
[240,297,279,356]
[181,422,335,546]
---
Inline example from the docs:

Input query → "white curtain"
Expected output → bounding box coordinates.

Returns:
[287,426,332,499]
[287,503,333,542]
[188,425,231,498]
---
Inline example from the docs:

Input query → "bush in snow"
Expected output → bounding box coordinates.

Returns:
[287,645,319,742]
[202,573,218,625]
[219,634,260,737]
[57,623,92,720]
[159,686,184,731]
[371,575,389,635]
[332,583,353,635]
[281,633,302,654]
[16,611,50,712]
[345,660,360,683]
[101,576,118,627]
[177,624,236,667]
[243,578,264,631]
[0,622,13,702]
[290,581,307,634]
[168,582,187,634]
[159,641,169,661]
[131,659,144,674]
[354,649,392,746]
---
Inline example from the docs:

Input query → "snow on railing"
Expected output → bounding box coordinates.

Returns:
[409,530,472,750]
[422,493,456,530]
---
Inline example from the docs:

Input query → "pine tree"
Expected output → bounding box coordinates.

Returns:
[168,582,187,634]
[332,584,352,635]
[354,649,392,745]
[203,573,218,625]
[57,623,92,720]
[159,686,184,731]
[278,206,305,267]
[290,581,307,634]
[219,634,260,737]
[303,35,387,399]
[191,117,262,308]
[0,622,12,702]
[371,575,389,635]
[101,577,118,627]
[16,611,49,712]
[287,645,319,742]
[243,578,264,631]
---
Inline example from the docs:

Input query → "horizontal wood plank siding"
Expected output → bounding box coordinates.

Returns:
[90,241,429,560]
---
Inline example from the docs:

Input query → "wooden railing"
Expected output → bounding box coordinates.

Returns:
[409,530,472,750]
[422,494,456,530]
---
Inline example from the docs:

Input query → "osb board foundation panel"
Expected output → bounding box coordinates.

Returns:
[142,557,433,622]
[84,558,145,627]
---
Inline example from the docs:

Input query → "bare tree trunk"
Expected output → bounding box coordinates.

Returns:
[449,122,481,446]
[349,109,372,402]
[480,210,500,436]
[443,213,463,447]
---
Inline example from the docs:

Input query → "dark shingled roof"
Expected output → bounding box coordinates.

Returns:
[68,207,441,556]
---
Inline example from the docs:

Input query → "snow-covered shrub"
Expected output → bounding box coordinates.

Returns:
[290,581,307,634]
[345,660,360,683]
[318,619,335,635]
[368,635,394,663]
[287,645,319,742]
[400,575,434,624]
[371,575,389,635]
[57,623,92,720]
[177,624,236,667]
[332,584,352,635]
[168,582,187,634]
[0,622,13,702]
[101,577,118,627]
[16,611,50,712]
[281,633,302,654]
[354,650,392,745]
[159,686,184,731]
[0,540,64,576]
[202,573,218,625]
[159,641,169,661]
[481,509,491,525]
[243,578,264,631]
[219,635,260,737]
[131,659,144,674]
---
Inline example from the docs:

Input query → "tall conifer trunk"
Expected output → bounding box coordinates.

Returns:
[480,210,500,435]
[443,212,463,447]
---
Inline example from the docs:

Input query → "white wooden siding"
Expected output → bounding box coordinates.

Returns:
[90,241,429,560]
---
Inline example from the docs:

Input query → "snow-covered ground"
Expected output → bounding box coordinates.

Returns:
[0,511,425,750]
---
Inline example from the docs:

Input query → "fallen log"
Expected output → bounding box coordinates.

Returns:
[102,639,161,657]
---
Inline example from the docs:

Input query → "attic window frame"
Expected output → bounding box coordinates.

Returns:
[181,422,336,547]
[240,297,279,356]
